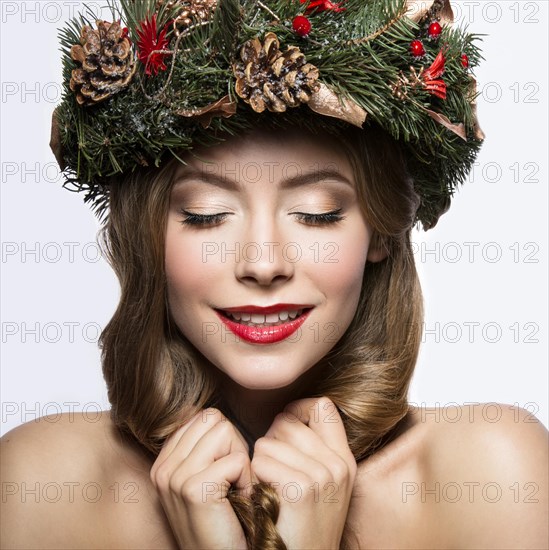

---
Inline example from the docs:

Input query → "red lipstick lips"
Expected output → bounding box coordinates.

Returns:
[214,304,314,344]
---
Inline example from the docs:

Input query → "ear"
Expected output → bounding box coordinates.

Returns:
[366,233,389,263]
[366,245,388,263]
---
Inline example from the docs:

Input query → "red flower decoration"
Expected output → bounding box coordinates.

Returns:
[422,50,447,99]
[300,0,346,13]
[136,14,171,76]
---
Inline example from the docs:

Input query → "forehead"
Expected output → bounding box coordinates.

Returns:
[174,126,355,183]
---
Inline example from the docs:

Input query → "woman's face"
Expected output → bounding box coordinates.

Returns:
[165,128,382,390]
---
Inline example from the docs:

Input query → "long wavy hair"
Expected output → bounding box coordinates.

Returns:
[98,121,423,549]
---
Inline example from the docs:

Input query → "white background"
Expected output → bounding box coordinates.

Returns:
[1,1,547,435]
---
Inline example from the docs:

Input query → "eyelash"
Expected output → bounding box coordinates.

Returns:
[294,208,346,226]
[179,211,229,226]
[178,208,345,227]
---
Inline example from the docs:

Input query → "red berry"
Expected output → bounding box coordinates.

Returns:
[461,54,470,68]
[410,40,425,58]
[428,21,442,38]
[292,15,312,37]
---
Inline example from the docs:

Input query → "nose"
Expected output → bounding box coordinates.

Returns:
[234,218,295,287]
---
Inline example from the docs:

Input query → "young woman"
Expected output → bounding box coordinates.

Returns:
[1,0,547,548]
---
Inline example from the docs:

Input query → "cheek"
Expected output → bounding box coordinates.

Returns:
[315,220,370,328]
[318,220,369,293]
[165,227,218,306]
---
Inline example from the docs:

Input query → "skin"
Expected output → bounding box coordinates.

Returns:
[1,406,547,549]
[159,129,373,547]
[1,130,548,549]
[165,128,384,438]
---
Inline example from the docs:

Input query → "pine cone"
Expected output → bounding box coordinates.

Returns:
[233,32,320,113]
[156,0,217,34]
[70,20,136,106]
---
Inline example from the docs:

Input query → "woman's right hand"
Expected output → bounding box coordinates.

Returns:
[150,408,253,549]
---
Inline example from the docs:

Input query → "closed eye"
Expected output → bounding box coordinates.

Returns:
[179,210,231,226]
[178,208,346,227]
[293,208,345,226]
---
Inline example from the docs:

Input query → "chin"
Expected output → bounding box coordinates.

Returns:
[233,377,297,391]
[217,356,311,391]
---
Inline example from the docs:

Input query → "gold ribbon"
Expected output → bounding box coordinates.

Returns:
[307,82,367,128]
[176,84,367,129]
[176,95,237,128]
[49,108,66,171]
[424,76,485,142]
[468,77,485,141]
[424,108,466,140]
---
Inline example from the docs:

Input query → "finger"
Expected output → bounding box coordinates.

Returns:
[283,397,350,453]
[160,418,249,486]
[254,434,354,494]
[253,436,333,483]
[252,452,312,500]
[156,408,213,462]
[151,411,203,479]
[152,409,234,479]
[183,451,254,505]
[185,409,249,454]
[264,412,326,450]
[182,419,249,471]
[167,453,251,549]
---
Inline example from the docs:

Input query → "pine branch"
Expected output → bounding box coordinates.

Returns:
[51,0,486,229]
[210,0,243,60]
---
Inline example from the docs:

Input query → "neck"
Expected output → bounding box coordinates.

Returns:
[214,364,327,454]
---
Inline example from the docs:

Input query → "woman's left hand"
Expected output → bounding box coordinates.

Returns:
[251,397,357,549]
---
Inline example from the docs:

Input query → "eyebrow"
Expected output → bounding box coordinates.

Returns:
[173,167,354,191]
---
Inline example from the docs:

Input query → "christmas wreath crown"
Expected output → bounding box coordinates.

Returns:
[49,0,485,229]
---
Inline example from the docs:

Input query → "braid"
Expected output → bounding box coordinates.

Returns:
[227,482,287,550]
[227,488,255,546]
[250,482,287,550]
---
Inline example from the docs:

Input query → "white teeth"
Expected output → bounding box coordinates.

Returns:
[251,313,265,324]
[223,308,308,326]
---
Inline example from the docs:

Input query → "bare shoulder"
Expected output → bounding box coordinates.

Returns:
[419,401,549,462]
[1,412,176,549]
[349,403,548,549]
[418,403,548,547]
[1,410,120,472]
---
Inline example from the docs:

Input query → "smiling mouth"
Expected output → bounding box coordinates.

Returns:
[216,308,313,327]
